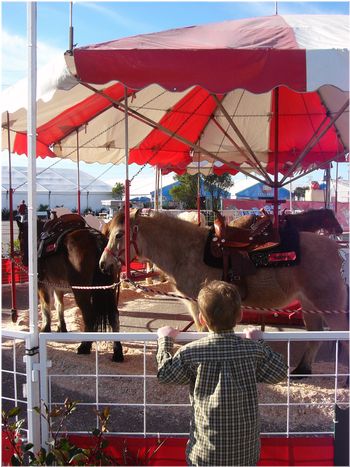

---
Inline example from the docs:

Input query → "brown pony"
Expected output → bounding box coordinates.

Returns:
[100,210,348,375]
[231,208,343,235]
[17,218,123,362]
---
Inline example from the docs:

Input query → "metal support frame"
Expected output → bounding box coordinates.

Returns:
[280,99,349,184]
[80,83,267,184]
[211,94,272,183]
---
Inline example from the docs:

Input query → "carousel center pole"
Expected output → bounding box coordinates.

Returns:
[76,129,81,214]
[124,87,131,278]
[273,87,279,227]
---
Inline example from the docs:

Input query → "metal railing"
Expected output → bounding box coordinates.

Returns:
[2,330,349,450]
[36,331,349,445]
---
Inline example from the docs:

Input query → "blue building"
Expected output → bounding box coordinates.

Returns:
[150,181,231,205]
[236,182,290,200]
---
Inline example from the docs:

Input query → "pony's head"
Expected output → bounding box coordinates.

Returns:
[320,209,343,235]
[99,208,141,275]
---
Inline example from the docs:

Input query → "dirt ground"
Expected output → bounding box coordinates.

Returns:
[2,278,349,435]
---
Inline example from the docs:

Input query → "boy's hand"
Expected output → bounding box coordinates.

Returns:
[244,327,263,340]
[157,326,180,340]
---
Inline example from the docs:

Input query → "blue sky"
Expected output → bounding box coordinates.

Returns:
[2,1,349,194]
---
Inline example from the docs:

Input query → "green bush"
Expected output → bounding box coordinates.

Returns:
[2,400,167,466]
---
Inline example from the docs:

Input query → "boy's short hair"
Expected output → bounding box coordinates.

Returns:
[197,280,242,332]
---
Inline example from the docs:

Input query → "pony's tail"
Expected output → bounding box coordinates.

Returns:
[91,264,118,333]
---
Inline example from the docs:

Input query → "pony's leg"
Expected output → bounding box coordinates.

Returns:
[73,291,94,355]
[291,306,324,376]
[106,307,124,362]
[38,287,52,332]
[53,290,67,332]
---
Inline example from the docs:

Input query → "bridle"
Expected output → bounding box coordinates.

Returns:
[103,224,140,265]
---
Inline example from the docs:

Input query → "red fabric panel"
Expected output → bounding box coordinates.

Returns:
[129,87,218,168]
[1,433,335,466]
[13,83,127,158]
[268,88,345,174]
[73,16,306,92]
[74,49,306,93]
[63,435,333,466]
[258,437,334,466]
[13,133,56,158]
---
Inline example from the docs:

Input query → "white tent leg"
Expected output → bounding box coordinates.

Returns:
[26,1,41,451]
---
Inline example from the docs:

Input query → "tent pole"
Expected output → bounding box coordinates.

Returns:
[273,87,279,227]
[335,161,339,213]
[6,111,18,321]
[68,2,74,52]
[27,1,41,451]
[197,155,201,224]
[124,86,131,279]
[76,130,81,214]
[324,165,331,209]
[160,170,163,210]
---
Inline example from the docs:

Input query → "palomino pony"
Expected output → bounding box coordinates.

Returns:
[17,217,123,362]
[100,210,348,375]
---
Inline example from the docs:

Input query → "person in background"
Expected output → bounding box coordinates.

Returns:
[156,280,288,466]
[18,200,27,222]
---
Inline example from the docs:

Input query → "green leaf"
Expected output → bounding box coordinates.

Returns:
[8,407,21,418]
[11,454,21,465]
[45,451,56,465]
[23,443,34,451]
[69,452,88,464]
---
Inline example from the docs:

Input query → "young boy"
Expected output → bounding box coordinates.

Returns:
[157,280,288,466]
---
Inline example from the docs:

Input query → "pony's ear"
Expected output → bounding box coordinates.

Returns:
[213,209,225,223]
[130,208,142,220]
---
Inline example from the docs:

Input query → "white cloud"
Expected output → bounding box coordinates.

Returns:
[2,29,63,89]
[79,2,152,32]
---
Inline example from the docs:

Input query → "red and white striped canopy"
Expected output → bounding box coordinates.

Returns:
[2,14,349,184]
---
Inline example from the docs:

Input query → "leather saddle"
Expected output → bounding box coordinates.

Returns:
[210,211,280,299]
[38,213,87,258]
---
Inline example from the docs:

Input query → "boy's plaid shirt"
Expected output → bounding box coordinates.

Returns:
[157,331,288,466]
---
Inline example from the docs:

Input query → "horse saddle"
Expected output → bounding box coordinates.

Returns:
[205,212,298,299]
[212,210,280,253]
[38,213,87,258]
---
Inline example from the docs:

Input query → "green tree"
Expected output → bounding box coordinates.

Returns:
[111,182,125,199]
[293,186,309,200]
[203,173,233,210]
[170,174,198,209]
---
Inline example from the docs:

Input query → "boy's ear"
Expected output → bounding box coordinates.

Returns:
[199,312,207,327]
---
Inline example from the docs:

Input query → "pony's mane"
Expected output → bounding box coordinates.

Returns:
[110,211,207,235]
[146,212,207,234]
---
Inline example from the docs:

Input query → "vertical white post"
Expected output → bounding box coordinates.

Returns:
[27,0,41,450]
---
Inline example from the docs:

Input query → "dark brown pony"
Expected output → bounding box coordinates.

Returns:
[100,210,348,375]
[231,208,343,235]
[17,218,123,362]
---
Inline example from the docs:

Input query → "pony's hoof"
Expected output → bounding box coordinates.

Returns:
[57,325,67,333]
[40,326,51,333]
[112,353,124,362]
[77,345,91,355]
[290,366,311,379]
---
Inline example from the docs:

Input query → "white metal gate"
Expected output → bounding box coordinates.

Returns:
[2,330,349,451]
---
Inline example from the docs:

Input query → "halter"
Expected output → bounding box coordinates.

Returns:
[103,225,140,265]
